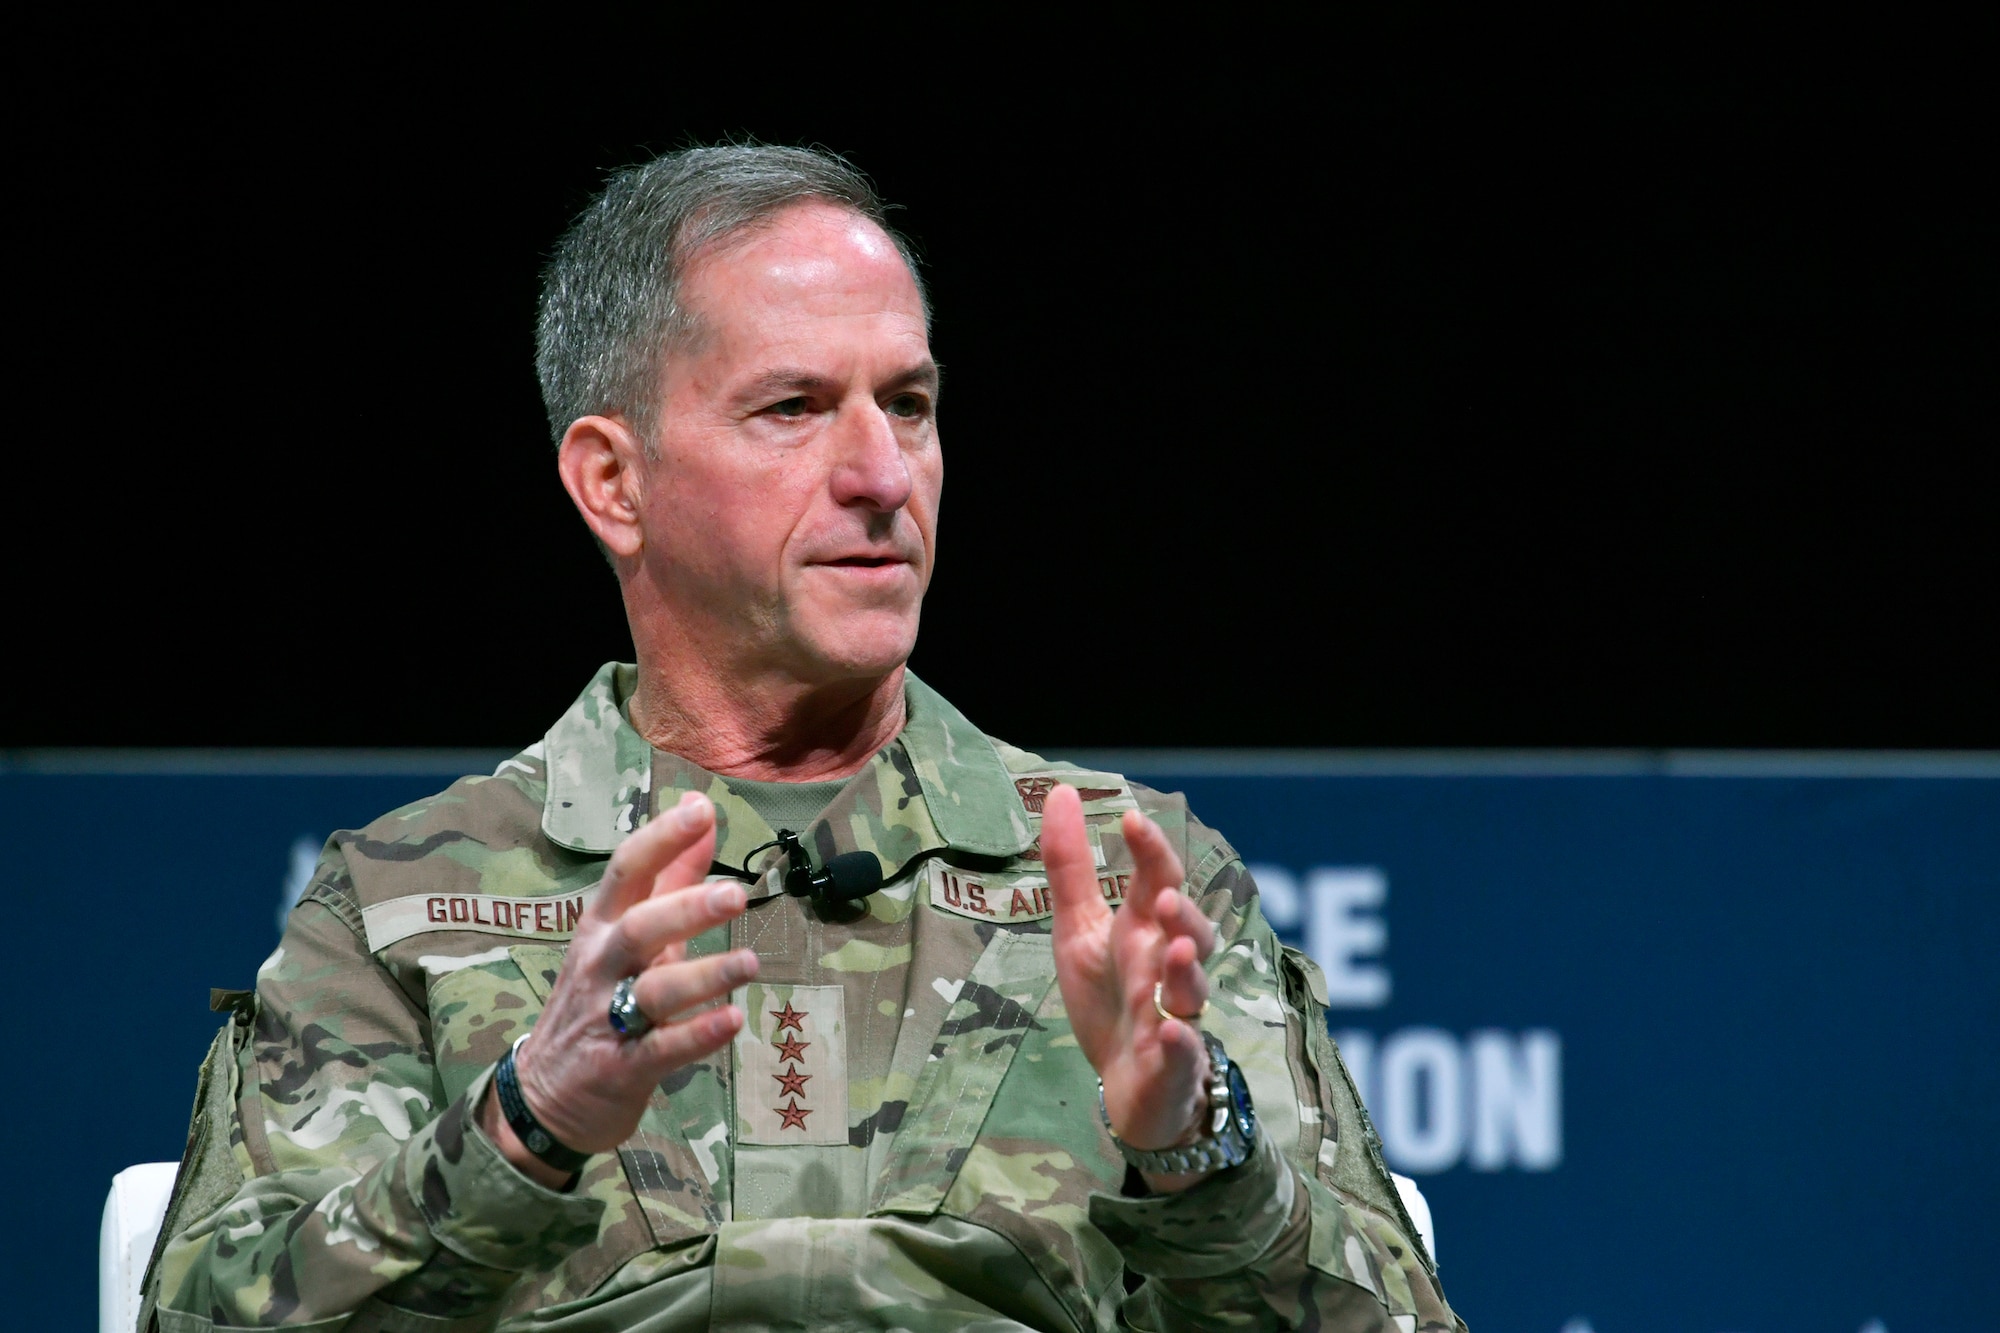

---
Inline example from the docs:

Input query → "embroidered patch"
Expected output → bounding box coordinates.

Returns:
[362,889,597,952]
[1013,776,1133,813]
[732,983,849,1146]
[924,860,1132,924]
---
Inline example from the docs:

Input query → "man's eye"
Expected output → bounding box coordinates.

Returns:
[768,397,810,418]
[885,393,928,418]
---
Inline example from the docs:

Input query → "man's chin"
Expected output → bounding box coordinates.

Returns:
[790,614,921,686]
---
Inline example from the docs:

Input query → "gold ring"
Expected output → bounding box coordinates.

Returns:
[1153,980,1209,1025]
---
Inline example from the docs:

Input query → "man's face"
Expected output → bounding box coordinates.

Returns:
[638,202,941,687]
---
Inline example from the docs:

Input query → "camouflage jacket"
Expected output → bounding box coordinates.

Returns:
[144,664,1462,1332]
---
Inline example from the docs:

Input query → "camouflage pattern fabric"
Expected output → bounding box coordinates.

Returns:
[144,663,1463,1331]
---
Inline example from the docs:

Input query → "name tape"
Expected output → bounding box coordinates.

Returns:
[363,889,597,952]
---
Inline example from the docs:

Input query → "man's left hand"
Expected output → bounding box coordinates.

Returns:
[1041,784,1219,1193]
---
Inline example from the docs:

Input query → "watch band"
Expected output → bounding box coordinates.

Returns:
[1099,1031,1257,1175]
[493,1034,591,1175]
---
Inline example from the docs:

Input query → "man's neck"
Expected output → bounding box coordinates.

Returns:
[627,661,907,782]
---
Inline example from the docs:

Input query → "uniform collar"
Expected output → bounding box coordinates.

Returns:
[541,662,1034,882]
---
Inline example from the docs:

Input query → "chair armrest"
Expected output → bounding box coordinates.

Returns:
[100,1162,180,1333]
[1390,1171,1436,1265]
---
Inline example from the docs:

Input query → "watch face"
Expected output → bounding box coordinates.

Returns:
[1226,1062,1255,1137]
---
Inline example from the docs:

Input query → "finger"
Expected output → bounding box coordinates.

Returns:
[613,877,746,971]
[1154,1003,1207,1065]
[1042,785,1112,935]
[591,792,710,921]
[1153,888,1218,962]
[1155,933,1210,1023]
[1116,809,1186,931]
[1101,1014,1207,1148]
[590,792,715,921]
[636,1002,744,1069]
[648,818,717,901]
[631,949,759,1023]
[1153,972,1208,1095]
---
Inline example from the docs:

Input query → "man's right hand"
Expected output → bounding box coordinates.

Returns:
[477,790,756,1186]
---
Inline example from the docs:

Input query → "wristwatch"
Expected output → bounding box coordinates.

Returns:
[1099,1030,1258,1176]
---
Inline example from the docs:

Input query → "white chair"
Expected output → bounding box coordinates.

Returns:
[101,1161,1436,1328]
[101,1162,179,1333]
[1392,1172,1436,1264]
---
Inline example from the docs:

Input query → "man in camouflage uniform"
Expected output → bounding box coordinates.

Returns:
[142,145,1463,1331]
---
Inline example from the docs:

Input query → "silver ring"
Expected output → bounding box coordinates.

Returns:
[608,976,652,1038]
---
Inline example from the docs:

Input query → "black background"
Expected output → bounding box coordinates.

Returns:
[7,18,1992,750]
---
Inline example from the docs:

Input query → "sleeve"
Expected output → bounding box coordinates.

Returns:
[1088,851,1466,1333]
[144,877,603,1330]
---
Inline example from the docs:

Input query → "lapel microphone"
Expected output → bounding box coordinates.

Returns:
[775,830,884,912]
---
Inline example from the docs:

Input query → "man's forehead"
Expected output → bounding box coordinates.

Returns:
[671,205,928,387]
[687,203,921,316]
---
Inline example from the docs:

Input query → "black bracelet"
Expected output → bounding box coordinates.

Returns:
[493,1034,591,1175]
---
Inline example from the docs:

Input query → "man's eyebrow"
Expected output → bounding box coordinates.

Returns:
[740,369,836,400]
[738,362,940,401]
[881,361,941,394]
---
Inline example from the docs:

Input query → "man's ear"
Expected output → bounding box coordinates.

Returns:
[557,415,649,559]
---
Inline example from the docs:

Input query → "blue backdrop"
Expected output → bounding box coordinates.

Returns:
[8,750,1994,1331]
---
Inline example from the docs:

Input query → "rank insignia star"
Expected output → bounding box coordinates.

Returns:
[775,1098,812,1130]
[773,1033,810,1064]
[770,1000,807,1034]
[773,1067,811,1098]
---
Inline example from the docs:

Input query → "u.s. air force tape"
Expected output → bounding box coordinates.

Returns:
[924,860,1132,925]
[361,888,598,951]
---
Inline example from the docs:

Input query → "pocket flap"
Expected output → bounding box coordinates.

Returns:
[870,930,1058,1215]
[507,944,566,1002]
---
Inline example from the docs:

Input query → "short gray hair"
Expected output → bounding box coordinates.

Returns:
[535,143,928,451]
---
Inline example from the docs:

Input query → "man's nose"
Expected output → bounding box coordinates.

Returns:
[828,400,913,512]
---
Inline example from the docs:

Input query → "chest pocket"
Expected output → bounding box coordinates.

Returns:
[869,928,1127,1333]
[422,943,728,1306]
[869,930,1062,1213]
[423,946,545,1107]
[502,947,730,1290]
